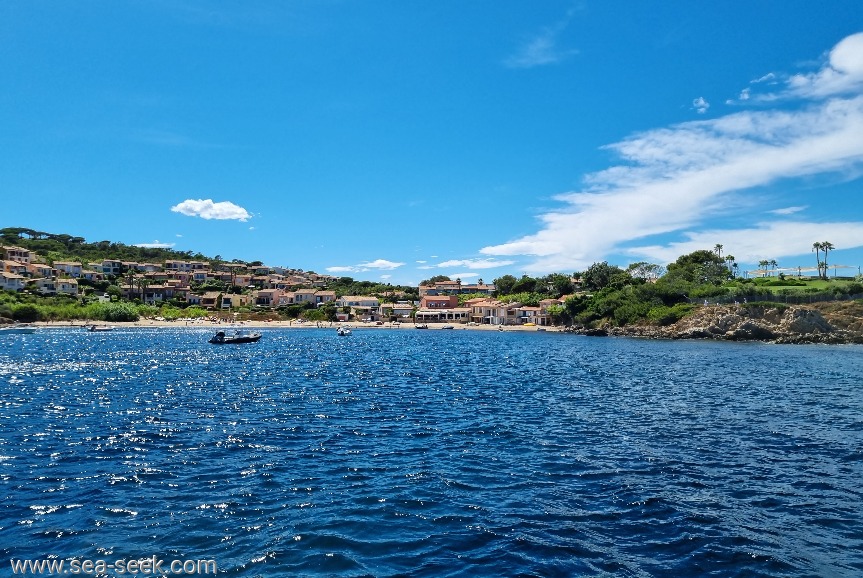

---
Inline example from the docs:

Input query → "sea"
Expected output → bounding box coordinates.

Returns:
[1,327,861,577]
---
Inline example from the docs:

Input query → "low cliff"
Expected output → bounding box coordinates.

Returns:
[598,301,863,344]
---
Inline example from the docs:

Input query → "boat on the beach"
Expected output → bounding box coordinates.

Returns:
[209,329,262,344]
[87,325,114,332]
[441,324,455,330]
[0,324,37,334]
[337,326,352,336]
[415,324,429,329]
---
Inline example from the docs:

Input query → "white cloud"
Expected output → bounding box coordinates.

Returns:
[360,259,404,270]
[325,258,405,274]
[171,199,251,221]
[481,94,863,273]
[380,274,392,280]
[445,272,479,280]
[693,96,710,114]
[504,11,578,69]
[175,233,183,238]
[626,221,863,267]
[436,258,515,269]
[133,240,175,249]
[769,206,807,215]
[415,260,427,264]
[787,32,863,98]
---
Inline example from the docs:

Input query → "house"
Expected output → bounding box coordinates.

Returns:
[254,288,282,307]
[56,278,79,296]
[220,293,252,309]
[419,281,496,297]
[27,263,54,279]
[292,288,318,305]
[0,272,27,291]
[100,259,123,276]
[187,294,203,306]
[516,306,543,325]
[414,306,471,323]
[314,290,336,305]
[336,295,380,321]
[335,295,380,308]
[53,261,82,278]
[2,246,32,264]
[379,302,414,319]
[469,299,523,325]
[2,260,28,276]
[201,292,221,309]
[419,295,458,309]
[80,269,105,282]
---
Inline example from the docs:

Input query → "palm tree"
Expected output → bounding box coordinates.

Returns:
[821,241,834,279]
[769,259,778,276]
[758,259,769,277]
[714,244,723,260]
[134,276,151,303]
[812,242,824,279]
[725,255,735,277]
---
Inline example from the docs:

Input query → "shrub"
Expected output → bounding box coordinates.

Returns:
[12,303,41,322]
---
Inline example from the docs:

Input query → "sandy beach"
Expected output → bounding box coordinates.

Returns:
[33,319,560,333]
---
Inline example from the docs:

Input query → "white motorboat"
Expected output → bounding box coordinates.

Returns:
[0,324,37,334]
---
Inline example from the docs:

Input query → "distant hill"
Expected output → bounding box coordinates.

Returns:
[1,227,212,265]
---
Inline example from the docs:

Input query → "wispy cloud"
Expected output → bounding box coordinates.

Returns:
[445,272,479,280]
[133,240,175,249]
[482,32,863,273]
[504,11,578,69]
[769,206,807,215]
[171,199,251,221]
[731,32,863,103]
[692,96,710,114]
[435,258,515,269]
[326,259,405,274]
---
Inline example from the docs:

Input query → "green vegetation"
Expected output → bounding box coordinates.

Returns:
[492,248,862,329]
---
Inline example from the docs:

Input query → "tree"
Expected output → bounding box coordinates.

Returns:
[714,244,723,260]
[627,262,664,281]
[582,262,626,291]
[724,255,736,277]
[821,241,834,279]
[812,242,834,280]
[419,275,450,286]
[493,274,517,296]
[758,260,770,277]
[665,250,728,285]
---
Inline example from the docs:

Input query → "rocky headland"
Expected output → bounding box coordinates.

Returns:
[576,301,863,344]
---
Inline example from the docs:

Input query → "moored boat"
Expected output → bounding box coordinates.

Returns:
[0,324,38,334]
[209,330,262,344]
[336,326,352,336]
[87,325,114,332]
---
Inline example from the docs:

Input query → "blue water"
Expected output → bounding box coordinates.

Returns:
[1,328,862,577]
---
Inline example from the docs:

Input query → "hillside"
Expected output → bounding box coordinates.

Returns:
[1,227,212,265]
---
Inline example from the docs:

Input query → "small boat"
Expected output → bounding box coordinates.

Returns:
[441,324,455,330]
[209,330,262,344]
[0,324,37,334]
[336,326,352,336]
[88,325,114,332]
[415,324,429,329]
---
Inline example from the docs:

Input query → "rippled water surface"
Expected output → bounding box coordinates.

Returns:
[1,327,862,576]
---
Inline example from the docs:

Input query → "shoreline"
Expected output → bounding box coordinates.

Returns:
[31,319,560,333]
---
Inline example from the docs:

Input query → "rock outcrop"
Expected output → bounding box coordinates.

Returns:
[576,302,863,344]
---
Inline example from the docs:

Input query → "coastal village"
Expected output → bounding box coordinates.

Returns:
[1,244,568,327]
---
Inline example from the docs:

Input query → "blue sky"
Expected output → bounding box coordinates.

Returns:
[3,2,863,286]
